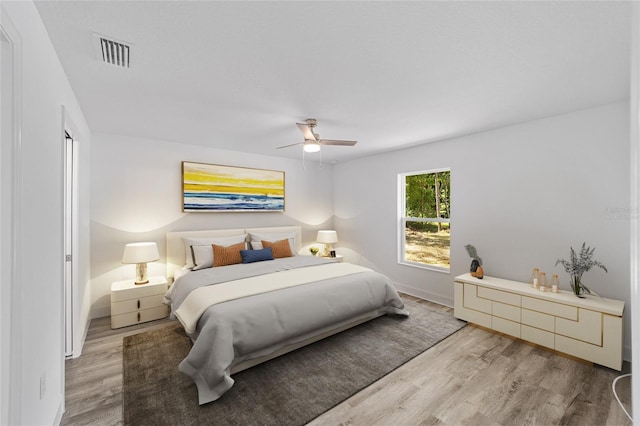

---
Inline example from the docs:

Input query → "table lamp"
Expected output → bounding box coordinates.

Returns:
[316,230,338,257]
[122,242,160,284]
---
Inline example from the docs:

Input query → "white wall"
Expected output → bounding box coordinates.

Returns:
[334,102,632,359]
[1,1,91,425]
[90,133,334,317]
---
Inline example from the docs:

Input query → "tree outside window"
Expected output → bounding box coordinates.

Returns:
[399,169,450,270]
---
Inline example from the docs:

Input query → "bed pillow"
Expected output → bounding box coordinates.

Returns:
[191,245,214,270]
[192,241,249,270]
[213,242,245,267]
[262,239,293,258]
[240,247,274,264]
[183,234,247,269]
[249,231,296,254]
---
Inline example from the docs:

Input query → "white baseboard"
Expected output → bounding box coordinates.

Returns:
[54,397,64,426]
[394,282,454,308]
[91,305,110,320]
[69,317,91,359]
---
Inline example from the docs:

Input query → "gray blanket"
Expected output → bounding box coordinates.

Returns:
[166,256,408,405]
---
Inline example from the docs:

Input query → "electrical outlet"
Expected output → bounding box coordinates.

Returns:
[39,373,46,399]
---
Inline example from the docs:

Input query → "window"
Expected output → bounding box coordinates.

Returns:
[399,168,450,271]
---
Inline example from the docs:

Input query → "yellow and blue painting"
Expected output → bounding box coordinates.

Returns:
[182,162,285,212]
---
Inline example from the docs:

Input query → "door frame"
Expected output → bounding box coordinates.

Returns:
[62,106,80,360]
[63,128,75,358]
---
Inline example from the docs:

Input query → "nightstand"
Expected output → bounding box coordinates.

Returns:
[111,276,169,329]
[320,255,343,263]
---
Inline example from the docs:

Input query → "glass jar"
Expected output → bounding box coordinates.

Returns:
[550,274,560,293]
[529,268,540,288]
[538,272,548,291]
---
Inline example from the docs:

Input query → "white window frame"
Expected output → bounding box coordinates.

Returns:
[398,167,451,273]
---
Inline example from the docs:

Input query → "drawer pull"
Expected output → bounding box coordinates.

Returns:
[137,312,141,322]
[137,300,141,309]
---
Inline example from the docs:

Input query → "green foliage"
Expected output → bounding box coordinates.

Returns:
[406,222,450,232]
[556,242,607,297]
[405,171,450,219]
[555,242,607,278]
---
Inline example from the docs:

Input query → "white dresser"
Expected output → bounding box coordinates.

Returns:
[111,276,169,329]
[454,273,624,370]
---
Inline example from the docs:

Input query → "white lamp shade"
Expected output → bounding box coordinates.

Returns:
[122,242,160,264]
[316,230,338,244]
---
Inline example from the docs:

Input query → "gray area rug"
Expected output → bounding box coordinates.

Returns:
[123,299,466,426]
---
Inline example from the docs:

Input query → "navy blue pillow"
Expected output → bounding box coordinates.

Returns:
[240,247,274,264]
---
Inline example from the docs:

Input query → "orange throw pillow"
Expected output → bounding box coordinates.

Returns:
[262,239,293,258]
[212,242,245,267]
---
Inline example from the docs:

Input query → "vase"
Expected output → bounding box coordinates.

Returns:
[570,274,585,298]
[470,259,480,277]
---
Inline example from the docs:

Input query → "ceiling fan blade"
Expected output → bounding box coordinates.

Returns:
[296,123,317,141]
[276,142,303,149]
[319,139,358,146]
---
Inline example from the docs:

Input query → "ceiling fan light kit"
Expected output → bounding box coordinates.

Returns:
[277,118,358,155]
[303,140,321,153]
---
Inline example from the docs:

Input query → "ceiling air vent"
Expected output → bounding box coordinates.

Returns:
[93,33,133,68]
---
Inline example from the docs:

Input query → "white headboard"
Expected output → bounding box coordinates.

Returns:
[166,226,302,280]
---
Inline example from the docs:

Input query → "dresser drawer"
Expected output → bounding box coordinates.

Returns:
[493,301,520,322]
[521,324,555,350]
[521,296,577,320]
[478,287,520,306]
[492,316,520,338]
[111,305,169,329]
[464,306,492,328]
[555,309,602,346]
[111,294,166,316]
[111,282,166,302]
[522,309,555,332]
[463,283,491,314]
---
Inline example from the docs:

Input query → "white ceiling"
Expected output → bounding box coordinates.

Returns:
[35,1,631,164]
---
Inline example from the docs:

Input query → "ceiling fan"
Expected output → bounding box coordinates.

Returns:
[277,118,357,153]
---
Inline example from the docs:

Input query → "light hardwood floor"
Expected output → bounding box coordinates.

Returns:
[61,296,632,425]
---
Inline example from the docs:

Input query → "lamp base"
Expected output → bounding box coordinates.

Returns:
[134,262,149,285]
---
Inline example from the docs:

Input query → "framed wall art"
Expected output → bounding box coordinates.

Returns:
[182,161,285,212]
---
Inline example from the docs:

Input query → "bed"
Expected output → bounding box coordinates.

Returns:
[164,226,408,405]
